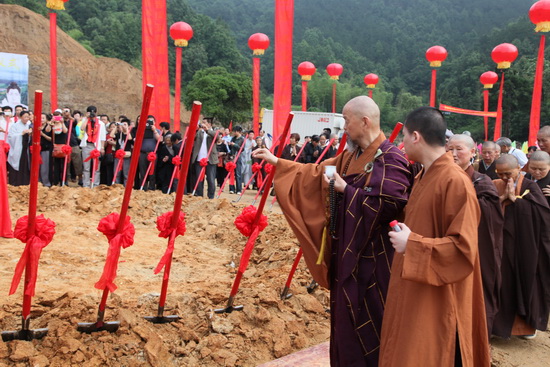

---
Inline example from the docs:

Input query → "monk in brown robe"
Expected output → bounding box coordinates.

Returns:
[492,154,550,339]
[525,150,550,207]
[381,107,490,367]
[448,134,504,338]
[253,96,413,366]
[478,141,499,180]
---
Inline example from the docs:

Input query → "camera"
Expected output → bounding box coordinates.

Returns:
[146,119,153,127]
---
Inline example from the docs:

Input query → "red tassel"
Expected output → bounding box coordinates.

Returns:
[529,35,545,146]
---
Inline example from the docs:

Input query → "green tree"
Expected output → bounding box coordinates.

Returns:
[184,66,252,125]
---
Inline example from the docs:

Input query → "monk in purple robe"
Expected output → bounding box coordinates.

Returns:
[253,96,412,366]
[492,154,550,339]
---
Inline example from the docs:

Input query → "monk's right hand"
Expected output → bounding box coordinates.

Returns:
[252,148,278,165]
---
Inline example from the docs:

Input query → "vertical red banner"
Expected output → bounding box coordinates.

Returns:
[273,0,294,140]
[494,72,504,141]
[142,0,170,123]
[529,35,545,146]
[483,89,489,141]
[252,57,261,136]
[49,13,57,111]
[429,69,437,107]
[301,81,307,111]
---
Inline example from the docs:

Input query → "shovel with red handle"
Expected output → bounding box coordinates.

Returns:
[76,85,154,334]
[2,91,53,342]
[145,101,202,324]
[214,113,294,314]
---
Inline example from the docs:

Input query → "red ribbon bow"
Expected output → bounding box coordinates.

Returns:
[3,143,10,153]
[10,215,56,297]
[154,211,186,276]
[172,156,182,166]
[84,149,101,162]
[234,205,268,237]
[252,163,263,188]
[199,157,208,167]
[61,144,72,155]
[94,213,135,292]
[115,149,126,160]
[264,163,273,174]
[252,162,262,173]
[147,152,157,162]
[225,161,237,172]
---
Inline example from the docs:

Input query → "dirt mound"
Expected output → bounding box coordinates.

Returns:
[0,4,189,121]
[1,185,330,366]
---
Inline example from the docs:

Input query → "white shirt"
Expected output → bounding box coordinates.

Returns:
[197,130,209,160]
[79,117,106,148]
[509,147,528,168]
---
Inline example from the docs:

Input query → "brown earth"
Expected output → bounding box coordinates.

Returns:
[0,4,190,122]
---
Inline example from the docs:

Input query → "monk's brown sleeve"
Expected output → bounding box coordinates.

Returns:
[401,177,481,286]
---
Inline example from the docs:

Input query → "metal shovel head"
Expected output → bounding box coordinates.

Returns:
[306,281,318,294]
[144,315,180,324]
[280,287,293,300]
[77,321,120,334]
[213,304,244,314]
[1,327,49,342]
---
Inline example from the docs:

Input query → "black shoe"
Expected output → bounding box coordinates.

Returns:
[270,188,275,196]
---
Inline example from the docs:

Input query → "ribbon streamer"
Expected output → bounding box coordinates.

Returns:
[154,211,186,274]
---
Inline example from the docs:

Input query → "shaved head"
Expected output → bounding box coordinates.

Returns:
[530,150,550,164]
[496,154,519,169]
[343,95,380,128]
[537,126,550,154]
[482,141,497,150]
[448,134,475,149]
[538,125,550,138]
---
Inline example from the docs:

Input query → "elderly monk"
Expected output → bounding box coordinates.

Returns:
[492,154,550,339]
[448,134,504,337]
[526,150,550,206]
[478,141,499,179]
[536,125,550,154]
[253,96,412,366]
[381,107,490,367]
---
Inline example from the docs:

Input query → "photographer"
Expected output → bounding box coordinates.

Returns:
[79,106,106,188]
[191,119,218,199]
[113,118,133,186]
[132,114,160,190]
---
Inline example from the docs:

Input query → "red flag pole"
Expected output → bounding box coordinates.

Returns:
[215,112,294,313]
[429,69,437,107]
[49,13,57,111]
[388,122,403,143]
[301,81,308,111]
[368,89,373,99]
[483,89,489,141]
[173,46,182,133]
[252,57,261,136]
[529,35,545,146]
[494,72,505,141]
[336,133,347,156]
[139,137,162,189]
[332,83,337,113]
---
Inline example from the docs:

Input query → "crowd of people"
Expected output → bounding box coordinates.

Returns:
[0,104,341,196]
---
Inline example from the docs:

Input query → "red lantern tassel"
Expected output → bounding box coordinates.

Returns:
[529,35,545,146]
[483,89,489,141]
[494,72,504,141]
[430,69,437,107]
[368,89,373,99]
[252,57,261,136]
[49,12,58,111]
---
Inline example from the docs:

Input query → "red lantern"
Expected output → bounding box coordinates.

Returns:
[298,61,316,81]
[326,63,343,80]
[530,0,550,32]
[479,71,499,89]
[248,33,270,55]
[170,22,193,47]
[491,43,518,69]
[46,0,69,10]
[364,74,379,88]
[425,46,448,67]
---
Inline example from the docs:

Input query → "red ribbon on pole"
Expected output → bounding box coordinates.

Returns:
[529,35,546,146]
[154,211,186,275]
[193,130,220,193]
[494,72,505,141]
[9,215,56,297]
[140,137,162,189]
[94,213,136,292]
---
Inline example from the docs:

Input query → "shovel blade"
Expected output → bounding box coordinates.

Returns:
[213,305,244,314]
[144,315,180,324]
[77,321,120,334]
[1,327,48,342]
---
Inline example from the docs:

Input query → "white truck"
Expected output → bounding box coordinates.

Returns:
[260,109,345,140]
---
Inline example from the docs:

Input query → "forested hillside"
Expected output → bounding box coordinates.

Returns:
[1,0,547,141]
